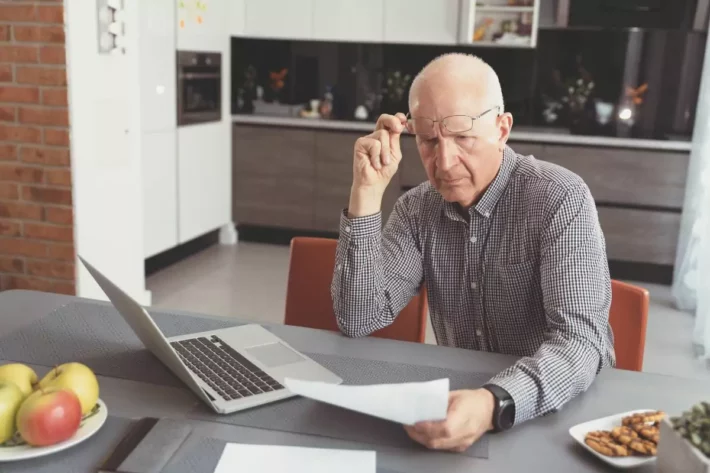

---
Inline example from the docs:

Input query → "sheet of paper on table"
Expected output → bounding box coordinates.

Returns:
[213,443,376,473]
[283,377,449,425]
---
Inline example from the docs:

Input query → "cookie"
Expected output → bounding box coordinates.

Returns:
[633,424,660,444]
[622,411,666,426]
[585,431,631,457]
[611,426,639,445]
[628,438,657,456]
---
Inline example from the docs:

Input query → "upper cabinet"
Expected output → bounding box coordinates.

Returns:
[176,0,228,51]
[244,0,314,39]
[138,0,176,132]
[227,0,246,36]
[383,0,460,45]
[311,0,383,43]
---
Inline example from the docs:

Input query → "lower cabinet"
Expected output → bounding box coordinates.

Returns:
[233,124,687,268]
[142,130,178,258]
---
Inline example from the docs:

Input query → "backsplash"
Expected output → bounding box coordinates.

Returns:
[231,29,706,141]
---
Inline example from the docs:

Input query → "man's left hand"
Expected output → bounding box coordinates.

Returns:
[404,388,496,452]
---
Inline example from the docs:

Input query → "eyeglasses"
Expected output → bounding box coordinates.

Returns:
[405,106,502,139]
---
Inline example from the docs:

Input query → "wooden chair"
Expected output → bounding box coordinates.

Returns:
[284,237,428,343]
[609,280,649,372]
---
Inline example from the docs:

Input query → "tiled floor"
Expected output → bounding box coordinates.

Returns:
[147,242,710,381]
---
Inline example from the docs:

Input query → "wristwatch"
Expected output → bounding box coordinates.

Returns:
[482,384,516,432]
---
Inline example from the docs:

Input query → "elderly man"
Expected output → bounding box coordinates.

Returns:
[331,53,615,452]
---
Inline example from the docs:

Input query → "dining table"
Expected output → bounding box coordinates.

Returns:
[0,289,708,472]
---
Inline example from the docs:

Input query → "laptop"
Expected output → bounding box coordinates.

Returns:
[79,256,343,414]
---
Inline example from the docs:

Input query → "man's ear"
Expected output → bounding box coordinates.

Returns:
[497,113,513,150]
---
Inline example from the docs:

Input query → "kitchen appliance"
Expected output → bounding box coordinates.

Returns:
[177,50,222,126]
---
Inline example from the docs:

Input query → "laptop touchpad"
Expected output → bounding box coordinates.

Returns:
[246,342,306,368]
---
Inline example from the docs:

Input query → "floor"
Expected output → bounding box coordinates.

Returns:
[147,242,710,381]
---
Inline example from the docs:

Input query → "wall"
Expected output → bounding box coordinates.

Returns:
[0,1,75,295]
[65,0,148,304]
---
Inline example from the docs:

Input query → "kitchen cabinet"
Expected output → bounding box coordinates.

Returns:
[227,0,246,37]
[178,123,231,243]
[139,0,176,133]
[143,130,178,258]
[311,0,384,43]
[244,0,314,40]
[383,0,460,45]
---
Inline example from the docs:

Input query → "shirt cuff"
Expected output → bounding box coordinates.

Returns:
[486,370,540,426]
[340,209,382,239]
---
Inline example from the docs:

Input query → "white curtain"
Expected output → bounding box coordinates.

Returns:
[672,33,710,358]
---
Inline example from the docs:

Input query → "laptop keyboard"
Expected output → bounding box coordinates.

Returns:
[171,335,285,401]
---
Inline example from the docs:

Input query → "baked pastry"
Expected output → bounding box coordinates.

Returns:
[622,411,666,426]
[585,431,630,457]
[632,424,660,444]
[628,438,657,456]
[611,426,639,445]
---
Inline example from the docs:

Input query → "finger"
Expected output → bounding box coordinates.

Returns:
[375,130,391,166]
[356,137,382,170]
[375,114,403,133]
[404,425,439,450]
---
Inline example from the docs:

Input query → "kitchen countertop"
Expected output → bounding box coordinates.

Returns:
[232,114,693,152]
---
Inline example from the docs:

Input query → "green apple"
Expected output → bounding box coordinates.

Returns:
[0,381,24,444]
[38,363,99,415]
[0,364,38,398]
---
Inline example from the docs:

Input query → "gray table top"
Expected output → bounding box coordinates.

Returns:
[1,289,707,473]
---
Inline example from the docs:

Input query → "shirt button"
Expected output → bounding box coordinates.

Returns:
[336,264,342,271]
[470,236,477,243]
[475,329,483,337]
[484,211,491,218]
[344,226,351,233]
[470,282,477,289]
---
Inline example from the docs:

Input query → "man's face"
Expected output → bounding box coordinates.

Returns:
[408,85,511,208]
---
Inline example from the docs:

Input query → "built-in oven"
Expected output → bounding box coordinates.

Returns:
[177,51,222,126]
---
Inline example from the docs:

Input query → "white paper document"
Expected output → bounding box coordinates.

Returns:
[214,443,376,473]
[283,377,449,425]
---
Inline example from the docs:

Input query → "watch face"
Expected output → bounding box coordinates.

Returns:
[500,400,516,430]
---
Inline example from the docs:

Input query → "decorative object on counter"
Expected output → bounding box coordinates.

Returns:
[658,402,710,472]
[318,87,334,119]
[354,105,369,121]
[594,101,614,126]
[299,99,321,119]
[541,95,563,124]
[235,64,257,113]
[382,70,412,114]
[265,68,288,103]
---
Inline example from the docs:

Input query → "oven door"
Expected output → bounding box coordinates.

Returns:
[177,52,222,126]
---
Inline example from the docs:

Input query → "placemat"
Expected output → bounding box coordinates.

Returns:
[3,415,133,473]
[0,301,239,387]
[189,352,492,459]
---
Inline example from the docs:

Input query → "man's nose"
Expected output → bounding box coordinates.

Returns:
[436,137,458,172]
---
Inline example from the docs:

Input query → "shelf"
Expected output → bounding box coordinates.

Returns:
[469,39,534,48]
[475,6,535,13]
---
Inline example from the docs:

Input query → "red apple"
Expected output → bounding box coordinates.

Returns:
[16,387,82,446]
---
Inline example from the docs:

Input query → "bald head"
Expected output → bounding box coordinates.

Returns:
[408,53,504,113]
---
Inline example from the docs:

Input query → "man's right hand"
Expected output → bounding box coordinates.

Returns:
[348,113,407,218]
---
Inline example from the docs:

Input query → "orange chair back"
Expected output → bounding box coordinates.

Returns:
[284,237,428,343]
[609,280,649,371]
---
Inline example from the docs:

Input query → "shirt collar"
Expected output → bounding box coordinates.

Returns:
[442,146,518,221]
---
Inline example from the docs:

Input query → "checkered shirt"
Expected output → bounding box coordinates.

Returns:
[331,146,616,425]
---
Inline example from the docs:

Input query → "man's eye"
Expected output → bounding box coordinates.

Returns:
[456,135,475,143]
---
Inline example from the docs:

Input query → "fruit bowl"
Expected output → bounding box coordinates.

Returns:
[0,399,108,462]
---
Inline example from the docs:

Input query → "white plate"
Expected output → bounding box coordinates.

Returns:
[0,398,108,462]
[569,409,658,469]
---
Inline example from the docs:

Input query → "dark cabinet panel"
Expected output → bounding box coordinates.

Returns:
[541,145,689,209]
[233,175,315,230]
[598,207,680,265]
[233,126,315,179]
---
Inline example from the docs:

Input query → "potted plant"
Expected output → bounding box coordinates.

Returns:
[658,402,710,472]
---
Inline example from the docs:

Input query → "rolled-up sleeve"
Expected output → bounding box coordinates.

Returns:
[487,183,615,424]
[331,197,424,337]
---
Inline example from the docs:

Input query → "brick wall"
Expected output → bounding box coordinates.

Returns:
[0,1,74,295]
